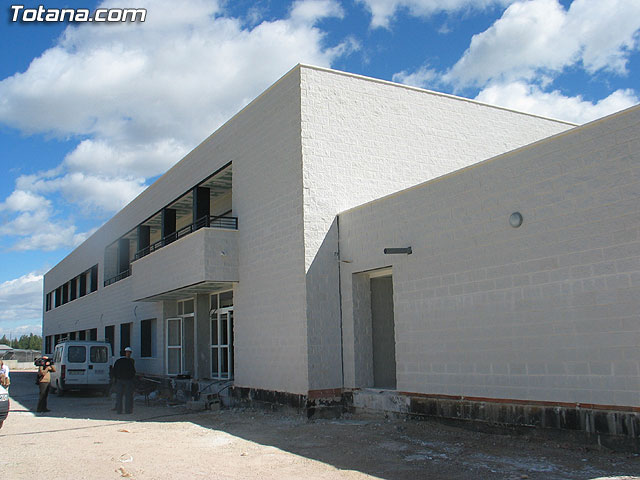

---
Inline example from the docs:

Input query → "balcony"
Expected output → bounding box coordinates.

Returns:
[130,225,238,302]
[134,214,238,261]
[103,214,237,288]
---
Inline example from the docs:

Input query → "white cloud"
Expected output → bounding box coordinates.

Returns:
[445,0,640,87]
[0,190,50,213]
[392,65,439,88]
[357,0,514,28]
[475,81,639,124]
[290,0,344,25]
[0,203,91,251]
[0,0,352,251]
[392,0,640,122]
[0,272,44,334]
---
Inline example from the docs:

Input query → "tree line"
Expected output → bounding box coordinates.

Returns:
[0,334,42,351]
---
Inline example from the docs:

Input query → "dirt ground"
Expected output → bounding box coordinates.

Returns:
[1,370,639,480]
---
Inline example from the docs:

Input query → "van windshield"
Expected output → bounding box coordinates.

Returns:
[67,346,86,363]
[90,346,109,363]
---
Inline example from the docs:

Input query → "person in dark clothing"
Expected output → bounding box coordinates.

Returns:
[113,347,136,414]
[36,357,55,413]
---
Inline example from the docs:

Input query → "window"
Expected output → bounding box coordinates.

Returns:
[90,346,109,363]
[177,299,194,316]
[90,265,98,293]
[210,290,234,379]
[70,277,77,301]
[79,273,87,297]
[105,325,115,355]
[45,336,52,354]
[78,330,86,340]
[69,331,76,340]
[120,322,132,356]
[219,291,233,308]
[45,292,52,311]
[62,283,69,304]
[89,328,97,341]
[55,287,62,307]
[67,346,86,363]
[141,319,155,358]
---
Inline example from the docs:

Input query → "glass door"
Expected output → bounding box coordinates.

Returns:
[211,307,233,379]
[166,317,182,375]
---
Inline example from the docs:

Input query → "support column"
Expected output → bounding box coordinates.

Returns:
[193,187,210,227]
[162,208,176,245]
[137,225,150,254]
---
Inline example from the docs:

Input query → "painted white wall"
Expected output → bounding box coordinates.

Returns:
[339,105,640,407]
[299,65,575,391]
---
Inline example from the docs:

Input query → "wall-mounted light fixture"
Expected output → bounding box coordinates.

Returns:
[384,247,412,255]
[509,212,523,228]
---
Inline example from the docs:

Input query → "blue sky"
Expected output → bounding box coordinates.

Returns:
[1,0,639,338]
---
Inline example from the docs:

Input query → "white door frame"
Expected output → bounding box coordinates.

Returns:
[210,307,233,379]
[166,317,182,375]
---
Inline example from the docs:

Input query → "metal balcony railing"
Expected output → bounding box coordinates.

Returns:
[133,214,238,261]
[104,268,131,287]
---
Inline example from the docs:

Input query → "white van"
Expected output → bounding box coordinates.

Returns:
[49,341,112,396]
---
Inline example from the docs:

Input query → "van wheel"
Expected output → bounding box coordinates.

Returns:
[103,387,111,397]
[56,382,65,396]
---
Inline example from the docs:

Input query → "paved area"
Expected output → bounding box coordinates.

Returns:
[1,370,639,479]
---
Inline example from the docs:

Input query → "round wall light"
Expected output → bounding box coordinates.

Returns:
[509,212,523,228]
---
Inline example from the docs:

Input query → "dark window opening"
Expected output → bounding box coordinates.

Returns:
[79,273,87,297]
[141,319,153,358]
[120,322,132,356]
[90,265,98,293]
[70,277,77,301]
[105,325,115,355]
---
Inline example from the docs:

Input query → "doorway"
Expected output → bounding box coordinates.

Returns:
[370,274,396,389]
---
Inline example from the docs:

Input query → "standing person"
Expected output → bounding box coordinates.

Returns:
[36,357,55,413]
[0,360,9,390]
[113,347,136,414]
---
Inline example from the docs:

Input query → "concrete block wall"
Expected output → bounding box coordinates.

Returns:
[339,104,640,408]
[44,67,310,391]
[131,228,238,301]
[231,67,308,394]
[299,65,575,391]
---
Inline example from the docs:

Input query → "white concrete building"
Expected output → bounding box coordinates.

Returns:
[338,102,640,445]
[44,65,640,445]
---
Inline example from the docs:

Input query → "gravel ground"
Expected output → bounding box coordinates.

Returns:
[1,370,639,480]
